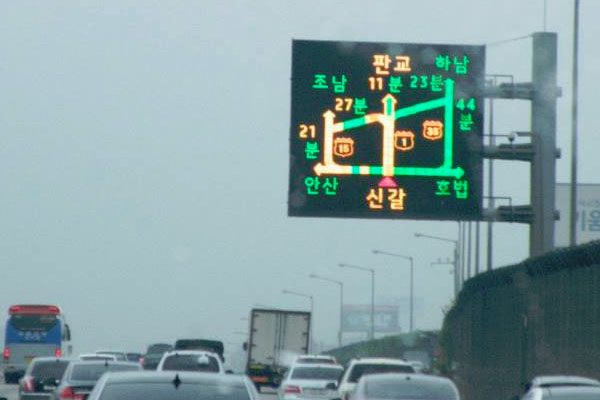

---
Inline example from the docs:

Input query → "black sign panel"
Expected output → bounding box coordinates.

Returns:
[288,40,485,220]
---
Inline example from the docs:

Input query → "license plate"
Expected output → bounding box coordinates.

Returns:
[43,385,57,391]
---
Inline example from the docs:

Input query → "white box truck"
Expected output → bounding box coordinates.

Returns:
[245,308,311,391]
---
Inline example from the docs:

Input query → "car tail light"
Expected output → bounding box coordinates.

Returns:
[139,357,145,366]
[55,348,62,358]
[2,348,9,361]
[60,387,84,400]
[284,385,301,394]
[23,378,35,392]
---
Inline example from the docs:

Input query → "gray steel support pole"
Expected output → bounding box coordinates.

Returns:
[453,244,459,297]
[339,283,343,347]
[409,257,414,332]
[475,222,480,274]
[487,100,494,271]
[530,32,558,256]
[370,270,375,340]
[467,222,472,279]
[309,296,314,353]
[570,0,580,246]
[461,222,466,284]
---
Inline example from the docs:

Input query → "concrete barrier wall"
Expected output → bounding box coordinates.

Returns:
[440,240,600,400]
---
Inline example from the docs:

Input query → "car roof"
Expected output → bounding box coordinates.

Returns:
[96,350,127,354]
[349,357,412,366]
[70,360,140,367]
[163,350,220,357]
[291,363,343,369]
[297,354,335,359]
[531,375,600,387]
[102,371,246,385]
[538,386,600,397]
[30,357,71,363]
[361,373,455,385]
[80,353,116,358]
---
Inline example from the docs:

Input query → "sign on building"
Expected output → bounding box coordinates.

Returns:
[555,183,600,246]
[289,40,485,220]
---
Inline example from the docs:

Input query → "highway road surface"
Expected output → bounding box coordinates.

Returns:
[0,380,18,400]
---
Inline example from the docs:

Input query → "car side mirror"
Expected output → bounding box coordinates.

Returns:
[326,382,338,390]
[226,370,234,374]
[243,342,248,351]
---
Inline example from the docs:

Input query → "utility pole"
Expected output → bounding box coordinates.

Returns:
[570,0,580,246]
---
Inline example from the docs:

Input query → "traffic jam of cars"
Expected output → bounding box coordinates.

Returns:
[3,305,600,400]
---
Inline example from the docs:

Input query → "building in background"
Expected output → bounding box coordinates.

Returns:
[555,183,600,246]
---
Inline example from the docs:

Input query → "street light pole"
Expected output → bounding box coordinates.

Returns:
[339,263,376,340]
[282,289,314,352]
[309,274,344,347]
[372,250,414,332]
[415,232,460,297]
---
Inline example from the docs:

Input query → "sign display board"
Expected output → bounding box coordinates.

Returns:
[555,183,600,246]
[342,305,400,333]
[289,40,485,220]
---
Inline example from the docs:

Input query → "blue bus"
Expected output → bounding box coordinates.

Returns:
[2,304,72,383]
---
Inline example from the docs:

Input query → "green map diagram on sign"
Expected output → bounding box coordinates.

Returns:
[313,78,465,181]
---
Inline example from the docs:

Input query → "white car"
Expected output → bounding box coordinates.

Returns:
[408,360,424,373]
[156,350,224,373]
[337,358,415,400]
[293,355,338,365]
[278,363,344,400]
[522,375,600,400]
[95,350,128,361]
[79,353,118,361]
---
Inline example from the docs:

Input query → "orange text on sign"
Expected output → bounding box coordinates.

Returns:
[394,130,415,151]
[334,138,355,158]
[422,120,444,140]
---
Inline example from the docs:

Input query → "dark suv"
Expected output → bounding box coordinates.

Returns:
[140,343,173,370]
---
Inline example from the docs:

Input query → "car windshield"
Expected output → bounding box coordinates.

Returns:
[162,355,220,372]
[291,366,342,380]
[349,364,415,383]
[31,360,69,380]
[541,388,600,400]
[364,379,458,400]
[97,352,127,361]
[81,356,113,361]
[297,358,335,364]
[97,382,251,400]
[70,364,140,381]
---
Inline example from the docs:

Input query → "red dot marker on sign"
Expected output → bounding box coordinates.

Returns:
[378,177,398,188]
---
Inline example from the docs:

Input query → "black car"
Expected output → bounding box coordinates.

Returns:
[18,357,70,400]
[140,343,173,370]
[126,353,142,363]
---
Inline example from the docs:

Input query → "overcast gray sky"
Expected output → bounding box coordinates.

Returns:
[1,0,598,363]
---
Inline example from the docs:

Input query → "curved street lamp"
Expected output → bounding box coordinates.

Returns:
[338,263,375,340]
[372,250,414,332]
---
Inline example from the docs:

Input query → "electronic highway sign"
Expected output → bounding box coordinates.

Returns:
[288,40,485,220]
